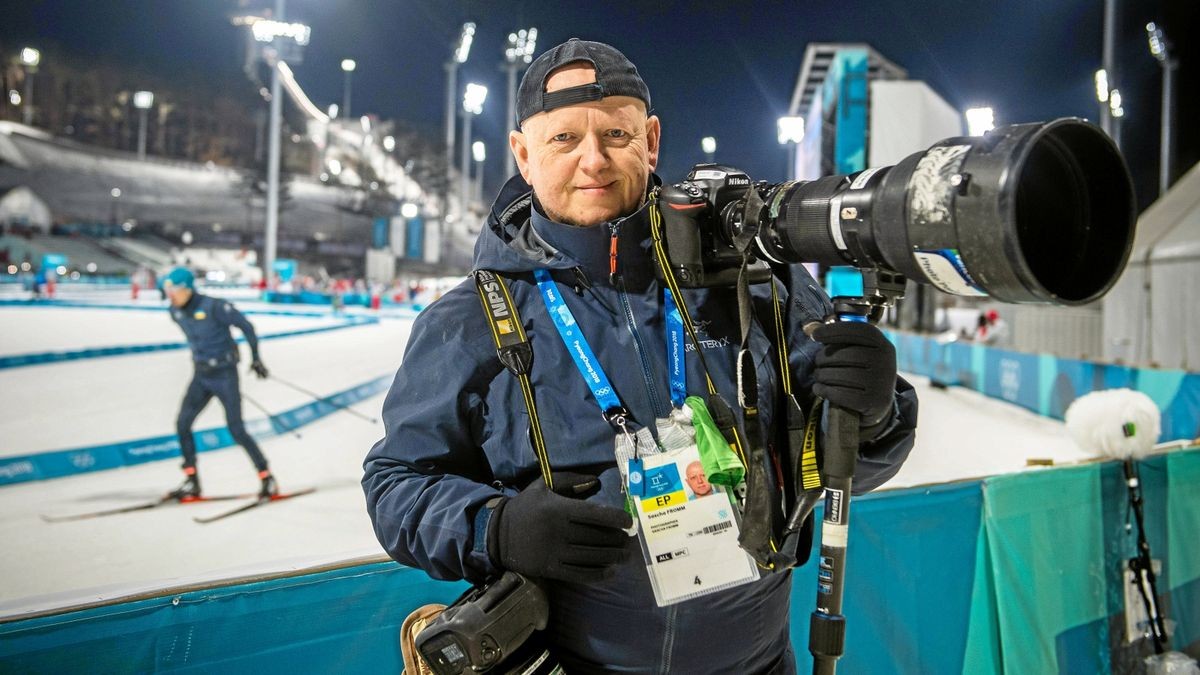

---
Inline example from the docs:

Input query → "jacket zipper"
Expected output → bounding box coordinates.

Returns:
[610,223,667,418]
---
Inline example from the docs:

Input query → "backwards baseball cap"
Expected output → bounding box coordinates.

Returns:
[516,38,651,126]
[162,266,195,290]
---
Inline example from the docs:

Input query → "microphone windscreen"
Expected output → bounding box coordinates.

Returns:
[1064,388,1161,460]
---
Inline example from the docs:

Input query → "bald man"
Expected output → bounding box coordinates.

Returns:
[364,39,916,674]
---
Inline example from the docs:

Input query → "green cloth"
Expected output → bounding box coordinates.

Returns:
[685,396,744,487]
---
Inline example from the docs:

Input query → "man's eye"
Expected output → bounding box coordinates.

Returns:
[607,129,628,138]
[552,133,573,142]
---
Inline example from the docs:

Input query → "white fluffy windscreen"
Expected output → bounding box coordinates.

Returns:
[1064,388,1161,460]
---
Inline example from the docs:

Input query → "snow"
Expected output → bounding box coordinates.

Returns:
[0,297,1099,618]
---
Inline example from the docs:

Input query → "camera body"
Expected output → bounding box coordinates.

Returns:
[656,165,773,288]
[415,571,551,674]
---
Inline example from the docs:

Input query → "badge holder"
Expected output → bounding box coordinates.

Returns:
[625,432,759,607]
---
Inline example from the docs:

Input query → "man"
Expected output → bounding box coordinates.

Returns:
[363,39,916,673]
[974,308,1010,346]
[163,266,277,500]
[685,460,714,498]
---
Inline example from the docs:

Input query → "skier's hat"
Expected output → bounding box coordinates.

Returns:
[163,266,195,290]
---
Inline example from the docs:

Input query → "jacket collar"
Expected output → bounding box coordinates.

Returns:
[180,292,202,313]
[476,174,660,291]
[530,200,656,290]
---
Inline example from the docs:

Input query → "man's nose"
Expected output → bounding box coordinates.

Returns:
[577,133,610,174]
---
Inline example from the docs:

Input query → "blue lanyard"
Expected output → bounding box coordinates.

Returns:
[533,269,624,416]
[533,269,689,419]
[664,288,687,408]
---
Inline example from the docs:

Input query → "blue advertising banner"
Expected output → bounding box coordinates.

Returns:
[405,216,424,260]
[372,217,389,249]
[272,258,297,283]
[40,253,68,268]
[886,330,1200,442]
[825,49,868,174]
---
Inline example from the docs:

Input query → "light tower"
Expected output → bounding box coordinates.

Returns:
[459,82,487,258]
[1147,21,1178,195]
[19,47,40,126]
[341,58,356,118]
[502,27,537,177]
[133,91,154,159]
[445,23,476,182]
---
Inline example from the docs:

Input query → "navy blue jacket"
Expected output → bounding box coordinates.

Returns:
[363,176,917,673]
[169,293,260,367]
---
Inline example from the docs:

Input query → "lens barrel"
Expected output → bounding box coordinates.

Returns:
[754,118,1135,305]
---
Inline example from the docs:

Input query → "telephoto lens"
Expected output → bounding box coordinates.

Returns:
[750,118,1135,305]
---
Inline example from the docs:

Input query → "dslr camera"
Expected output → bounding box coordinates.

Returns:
[656,118,1136,307]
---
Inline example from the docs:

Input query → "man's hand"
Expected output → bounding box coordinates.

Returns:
[250,359,269,380]
[811,322,897,438]
[487,472,632,584]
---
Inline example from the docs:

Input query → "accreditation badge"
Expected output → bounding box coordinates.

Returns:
[628,444,760,607]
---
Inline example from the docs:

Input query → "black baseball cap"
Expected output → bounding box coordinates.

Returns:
[515,38,652,127]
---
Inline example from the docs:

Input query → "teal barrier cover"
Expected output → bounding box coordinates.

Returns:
[0,563,468,673]
[790,480,984,673]
[2,451,1196,672]
[968,450,1200,673]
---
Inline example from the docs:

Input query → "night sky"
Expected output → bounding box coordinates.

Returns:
[2,0,1195,210]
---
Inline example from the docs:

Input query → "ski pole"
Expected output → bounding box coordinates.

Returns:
[268,374,379,424]
[242,392,303,440]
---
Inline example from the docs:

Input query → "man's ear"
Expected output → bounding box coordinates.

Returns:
[509,129,531,182]
[645,115,661,172]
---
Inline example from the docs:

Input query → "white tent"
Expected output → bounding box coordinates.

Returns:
[0,186,52,231]
[1103,161,1200,370]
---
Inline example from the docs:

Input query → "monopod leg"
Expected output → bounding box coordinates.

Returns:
[809,405,858,675]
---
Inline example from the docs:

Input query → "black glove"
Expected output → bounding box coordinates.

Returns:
[250,359,269,379]
[487,472,632,584]
[812,321,897,438]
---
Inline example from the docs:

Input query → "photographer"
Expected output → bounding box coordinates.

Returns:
[363,38,917,674]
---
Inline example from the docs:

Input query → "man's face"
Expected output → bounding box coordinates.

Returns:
[166,285,192,307]
[686,462,712,496]
[510,64,661,227]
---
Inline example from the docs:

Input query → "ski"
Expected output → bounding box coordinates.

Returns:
[192,487,317,524]
[41,493,254,523]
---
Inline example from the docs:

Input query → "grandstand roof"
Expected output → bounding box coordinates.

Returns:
[0,122,374,243]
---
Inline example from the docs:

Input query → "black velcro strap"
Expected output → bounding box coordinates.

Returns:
[540,83,605,113]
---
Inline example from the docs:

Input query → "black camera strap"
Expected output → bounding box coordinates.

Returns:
[473,270,554,489]
[648,194,788,570]
[768,276,826,568]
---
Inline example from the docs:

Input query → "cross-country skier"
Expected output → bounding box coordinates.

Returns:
[162,266,278,500]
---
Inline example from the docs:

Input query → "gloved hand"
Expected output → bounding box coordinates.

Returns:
[487,472,632,584]
[250,359,269,379]
[811,321,897,438]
